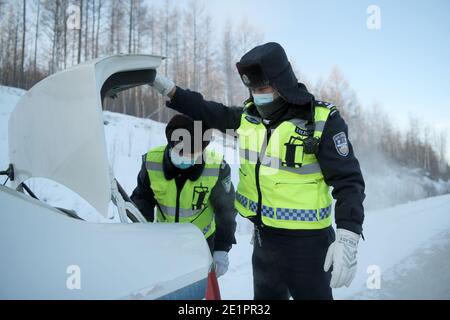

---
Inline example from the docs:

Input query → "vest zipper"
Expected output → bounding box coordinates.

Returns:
[175,174,186,223]
[255,126,273,227]
[175,188,181,223]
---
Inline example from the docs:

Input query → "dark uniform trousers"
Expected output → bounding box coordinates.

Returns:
[252,227,335,300]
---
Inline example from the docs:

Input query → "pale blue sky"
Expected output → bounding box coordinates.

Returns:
[154,0,450,156]
[206,0,450,127]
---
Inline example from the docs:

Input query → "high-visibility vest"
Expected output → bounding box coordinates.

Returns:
[145,146,223,239]
[235,100,335,230]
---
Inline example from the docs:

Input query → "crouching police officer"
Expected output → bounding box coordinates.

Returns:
[131,114,237,277]
[149,42,365,299]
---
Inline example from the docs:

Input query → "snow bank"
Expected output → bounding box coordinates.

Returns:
[0,86,24,168]
[359,150,450,210]
[220,194,450,299]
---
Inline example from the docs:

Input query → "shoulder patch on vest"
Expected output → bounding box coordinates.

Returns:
[329,109,338,117]
[295,126,312,136]
[316,100,335,109]
[245,115,262,124]
[333,132,349,157]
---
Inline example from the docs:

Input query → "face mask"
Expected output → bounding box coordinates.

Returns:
[169,148,197,170]
[252,92,275,106]
[254,96,287,120]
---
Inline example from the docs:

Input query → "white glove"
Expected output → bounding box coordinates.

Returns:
[150,75,175,96]
[324,228,360,288]
[213,251,229,278]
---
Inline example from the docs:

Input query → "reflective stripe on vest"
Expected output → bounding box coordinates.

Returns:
[235,192,332,221]
[238,148,322,175]
[235,102,334,230]
[145,161,220,177]
[157,204,202,218]
[145,146,223,238]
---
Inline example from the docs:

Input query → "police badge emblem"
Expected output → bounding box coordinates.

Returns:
[242,74,250,86]
[333,132,349,157]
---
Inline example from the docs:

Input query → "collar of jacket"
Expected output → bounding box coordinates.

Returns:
[162,145,205,181]
[246,99,314,128]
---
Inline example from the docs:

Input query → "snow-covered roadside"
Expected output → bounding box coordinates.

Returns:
[0,86,23,168]
[350,230,450,299]
[219,194,450,299]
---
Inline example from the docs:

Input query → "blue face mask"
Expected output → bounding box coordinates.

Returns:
[170,148,197,170]
[253,92,274,106]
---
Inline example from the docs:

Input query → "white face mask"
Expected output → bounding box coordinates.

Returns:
[252,92,275,106]
[169,148,200,170]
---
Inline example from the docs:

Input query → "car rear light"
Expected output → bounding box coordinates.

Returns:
[205,263,221,300]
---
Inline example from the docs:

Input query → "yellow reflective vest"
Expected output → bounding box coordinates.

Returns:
[145,146,223,239]
[235,101,335,230]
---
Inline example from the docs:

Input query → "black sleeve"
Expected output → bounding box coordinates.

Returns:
[166,86,243,133]
[317,111,365,235]
[209,160,237,252]
[130,155,156,222]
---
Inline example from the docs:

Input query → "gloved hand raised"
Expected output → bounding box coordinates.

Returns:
[324,228,360,288]
[150,74,176,97]
[213,251,229,278]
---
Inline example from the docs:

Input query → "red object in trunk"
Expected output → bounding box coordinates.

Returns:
[205,270,221,300]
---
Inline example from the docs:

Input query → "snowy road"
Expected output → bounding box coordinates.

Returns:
[351,230,450,299]
[219,195,450,300]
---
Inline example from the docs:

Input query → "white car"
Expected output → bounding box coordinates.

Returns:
[0,55,214,300]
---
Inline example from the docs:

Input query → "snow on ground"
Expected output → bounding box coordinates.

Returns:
[350,230,450,299]
[219,194,450,299]
[358,150,450,210]
[1,85,449,299]
[0,86,23,168]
